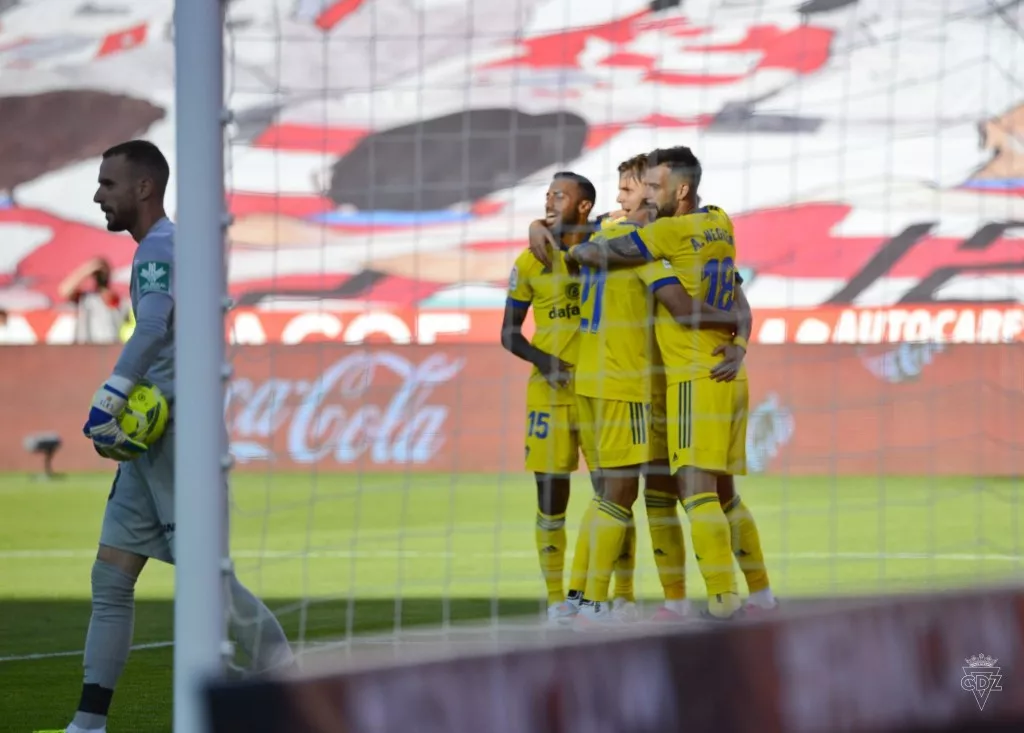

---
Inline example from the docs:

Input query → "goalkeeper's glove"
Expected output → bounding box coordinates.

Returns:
[93,441,138,463]
[83,375,147,458]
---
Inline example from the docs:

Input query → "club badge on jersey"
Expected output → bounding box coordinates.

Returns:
[83,375,147,462]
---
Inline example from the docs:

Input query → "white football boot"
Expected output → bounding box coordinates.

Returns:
[572,601,618,631]
[546,600,579,625]
[611,597,640,622]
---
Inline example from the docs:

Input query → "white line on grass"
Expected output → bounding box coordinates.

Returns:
[1,549,1023,562]
[2,549,1022,665]
[0,641,171,663]
[0,636,480,664]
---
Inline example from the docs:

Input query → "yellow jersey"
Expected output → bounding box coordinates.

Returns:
[626,205,747,384]
[507,247,582,405]
[599,213,626,229]
[573,249,676,402]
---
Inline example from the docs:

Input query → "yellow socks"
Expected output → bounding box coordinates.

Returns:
[535,510,567,604]
[612,523,636,602]
[644,489,686,601]
[722,494,771,594]
[683,492,737,606]
[569,497,634,603]
[583,499,632,603]
[567,497,600,600]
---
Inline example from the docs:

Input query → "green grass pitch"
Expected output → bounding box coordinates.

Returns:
[1,471,1021,732]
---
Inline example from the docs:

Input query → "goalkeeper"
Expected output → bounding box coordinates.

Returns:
[56,141,294,733]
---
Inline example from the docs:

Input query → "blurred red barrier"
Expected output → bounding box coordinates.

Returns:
[0,344,1020,474]
[205,586,1024,733]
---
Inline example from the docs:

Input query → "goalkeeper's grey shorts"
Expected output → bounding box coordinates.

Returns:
[99,425,176,564]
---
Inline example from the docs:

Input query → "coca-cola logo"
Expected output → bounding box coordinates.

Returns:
[225,351,465,465]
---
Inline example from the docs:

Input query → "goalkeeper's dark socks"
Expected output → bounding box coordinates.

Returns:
[72,683,113,730]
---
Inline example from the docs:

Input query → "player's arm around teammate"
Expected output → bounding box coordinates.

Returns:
[710,276,750,383]
[526,154,654,269]
[570,234,741,330]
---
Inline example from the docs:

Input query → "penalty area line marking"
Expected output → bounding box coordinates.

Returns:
[0,641,171,664]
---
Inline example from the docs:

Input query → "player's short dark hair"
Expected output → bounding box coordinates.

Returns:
[617,154,647,180]
[552,171,596,204]
[102,140,170,194]
[647,146,702,192]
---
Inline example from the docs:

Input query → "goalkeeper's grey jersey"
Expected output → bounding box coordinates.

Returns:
[113,217,176,401]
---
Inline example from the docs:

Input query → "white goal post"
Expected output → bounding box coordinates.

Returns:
[173,1,229,732]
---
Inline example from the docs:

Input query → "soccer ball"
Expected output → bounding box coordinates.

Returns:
[118,382,170,446]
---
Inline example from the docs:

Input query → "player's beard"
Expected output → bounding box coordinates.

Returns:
[561,217,590,238]
[105,207,132,233]
[551,215,574,236]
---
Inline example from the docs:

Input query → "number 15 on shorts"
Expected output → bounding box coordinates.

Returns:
[524,407,580,474]
[527,410,550,439]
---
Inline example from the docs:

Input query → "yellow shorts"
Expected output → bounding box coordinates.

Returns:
[667,377,748,476]
[524,403,580,475]
[649,370,668,463]
[576,395,651,470]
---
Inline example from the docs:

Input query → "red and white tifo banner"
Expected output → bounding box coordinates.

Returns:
[2,343,1022,475]
[3,304,1024,346]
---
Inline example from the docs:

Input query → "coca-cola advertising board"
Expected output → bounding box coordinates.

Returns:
[0,344,1020,475]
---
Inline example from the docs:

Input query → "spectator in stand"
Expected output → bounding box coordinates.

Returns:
[59,257,128,344]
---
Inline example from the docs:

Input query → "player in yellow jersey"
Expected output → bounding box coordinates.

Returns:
[569,231,669,624]
[565,176,760,625]
[528,155,739,623]
[501,171,594,623]
[621,152,778,617]
[597,154,690,622]
[569,146,776,619]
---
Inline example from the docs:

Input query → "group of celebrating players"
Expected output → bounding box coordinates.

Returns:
[501,146,779,625]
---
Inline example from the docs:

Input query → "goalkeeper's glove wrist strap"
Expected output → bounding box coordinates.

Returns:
[732,335,749,351]
[105,374,136,398]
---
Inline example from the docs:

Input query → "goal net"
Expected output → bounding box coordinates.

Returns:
[1,0,1024,731]
[211,0,1024,728]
